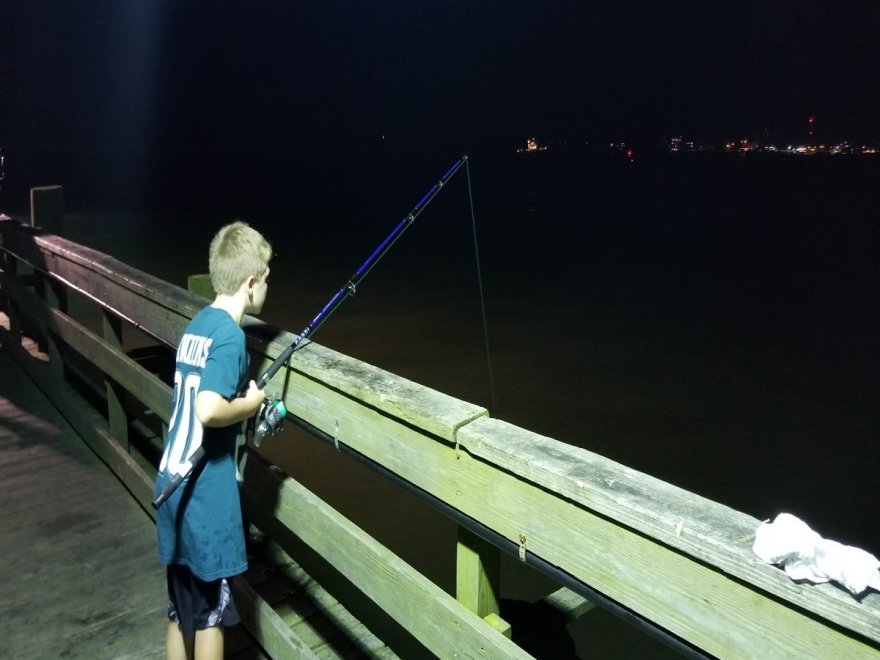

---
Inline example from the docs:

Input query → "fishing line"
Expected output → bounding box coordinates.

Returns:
[153,156,470,508]
[465,158,498,412]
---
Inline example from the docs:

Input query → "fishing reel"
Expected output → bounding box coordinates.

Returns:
[254,396,288,447]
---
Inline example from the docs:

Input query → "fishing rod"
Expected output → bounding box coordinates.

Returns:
[152,155,469,509]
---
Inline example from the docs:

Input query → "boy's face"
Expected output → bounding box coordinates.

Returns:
[246,267,269,314]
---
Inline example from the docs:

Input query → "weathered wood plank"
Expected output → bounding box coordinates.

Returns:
[542,587,596,622]
[456,526,503,622]
[103,311,129,445]
[7,603,167,660]
[1,325,157,515]
[29,184,66,233]
[0,218,202,329]
[250,536,399,659]
[0,269,172,422]
[261,373,879,657]
[458,416,880,647]
[2,218,487,439]
[241,451,534,660]
[0,227,192,349]
[232,577,321,660]
[238,316,490,445]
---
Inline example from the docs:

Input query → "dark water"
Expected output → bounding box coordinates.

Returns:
[6,148,878,656]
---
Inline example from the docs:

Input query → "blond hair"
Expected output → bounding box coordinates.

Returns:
[208,221,272,295]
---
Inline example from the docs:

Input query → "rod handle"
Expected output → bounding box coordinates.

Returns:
[151,446,205,508]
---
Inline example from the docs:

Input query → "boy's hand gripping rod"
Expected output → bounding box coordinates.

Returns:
[151,156,468,509]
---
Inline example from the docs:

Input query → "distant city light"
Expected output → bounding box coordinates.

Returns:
[516,132,878,158]
[516,137,549,153]
[670,133,878,157]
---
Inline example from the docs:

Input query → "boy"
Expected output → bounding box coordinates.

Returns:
[154,221,271,659]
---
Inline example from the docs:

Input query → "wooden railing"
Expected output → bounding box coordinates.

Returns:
[2,209,879,659]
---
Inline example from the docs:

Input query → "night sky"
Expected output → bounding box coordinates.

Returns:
[2,0,880,604]
[2,1,879,174]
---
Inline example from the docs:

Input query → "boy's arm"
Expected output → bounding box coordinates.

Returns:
[196,380,265,427]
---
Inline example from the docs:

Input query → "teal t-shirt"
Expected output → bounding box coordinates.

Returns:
[154,306,249,581]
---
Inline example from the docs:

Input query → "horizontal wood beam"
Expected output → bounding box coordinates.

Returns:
[269,370,879,657]
[241,451,532,659]
[0,326,155,515]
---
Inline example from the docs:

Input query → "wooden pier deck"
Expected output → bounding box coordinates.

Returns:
[0,344,266,659]
[0,334,396,660]
[0,346,170,658]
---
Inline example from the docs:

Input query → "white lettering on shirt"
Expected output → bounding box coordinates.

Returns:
[176,333,213,368]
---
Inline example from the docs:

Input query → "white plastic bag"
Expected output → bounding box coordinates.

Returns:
[752,513,880,596]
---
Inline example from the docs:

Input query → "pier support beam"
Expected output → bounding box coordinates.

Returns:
[187,273,215,300]
[456,526,511,637]
[103,312,129,450]
[30,185,65,234]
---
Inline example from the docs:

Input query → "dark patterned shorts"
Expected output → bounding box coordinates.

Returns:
[166,564,240,637]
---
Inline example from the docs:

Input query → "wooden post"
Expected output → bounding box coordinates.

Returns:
[456,526,511,637]
[1,239,22,338]
[26,188,68,341]
[103,312,129,450]
[30,185,66,234]
[34,258,67,365]
[0,215,7,317]
[41,287,65,381]
[187,273,215,300]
